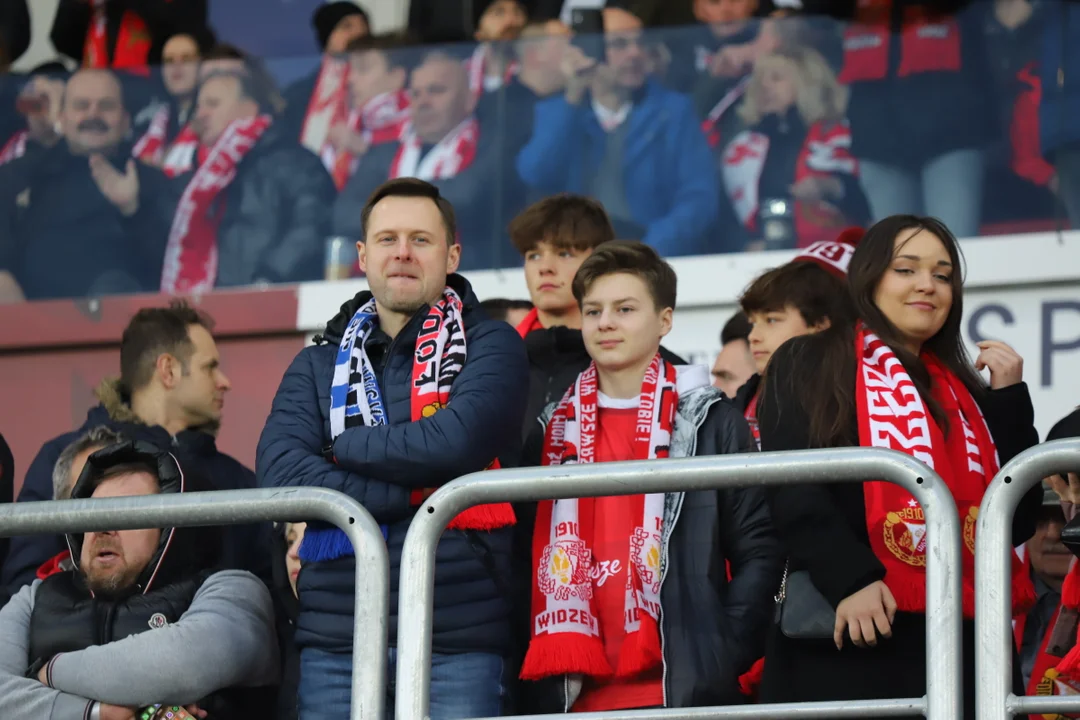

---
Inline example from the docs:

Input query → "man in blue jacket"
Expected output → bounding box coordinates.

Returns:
[257,177,529,720]
[1041,0,1080,227]
[515,7,721,258]
[0,301,266,606]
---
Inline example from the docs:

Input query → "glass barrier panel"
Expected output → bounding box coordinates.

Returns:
[0,6,1069,302]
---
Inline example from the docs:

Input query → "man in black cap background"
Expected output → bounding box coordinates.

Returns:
[283,1,372,178]
[466,0,529,104]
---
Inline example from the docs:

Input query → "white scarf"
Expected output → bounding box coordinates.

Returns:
[389,116,479,181]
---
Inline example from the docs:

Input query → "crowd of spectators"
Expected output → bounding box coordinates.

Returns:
[0,4,1079,714]
[0,185,1077,720]
[0,0,1076,303]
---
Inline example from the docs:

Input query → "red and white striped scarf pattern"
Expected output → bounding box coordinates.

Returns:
[133,105,199,178]
[855,324,1033,618]
[465,44,520,102]
[300,56,350,160]
[322,89,409,189]
[0,131,27,166]
[520,355,677,681]
[160,115,272,295]
[389,116,479,181]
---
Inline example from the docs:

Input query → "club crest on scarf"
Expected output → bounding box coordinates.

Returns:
[631,525,663,594]
[1034,666,1080,712]
[538,538,593,604]
[882,500,927,567]
[521,355,675,681]
[854,323,1032,618]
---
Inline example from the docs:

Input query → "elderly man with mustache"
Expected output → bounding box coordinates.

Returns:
[0,68,176,300]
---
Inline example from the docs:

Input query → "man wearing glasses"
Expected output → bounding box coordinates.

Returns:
[515,7,720,259]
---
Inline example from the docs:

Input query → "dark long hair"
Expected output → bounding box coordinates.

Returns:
[770,215,986,448]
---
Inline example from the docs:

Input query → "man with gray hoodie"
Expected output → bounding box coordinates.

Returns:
[0,441,279,720]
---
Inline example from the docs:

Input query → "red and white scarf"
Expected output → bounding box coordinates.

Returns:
[0,131,27,166]
[520,355,677,681]
[84,0,151,70]
[323,89,410,189]
[133,105,199,178]
[701,75,750,149]
[327,287,516,532]
[160,115,272,295]
[466,44,520,102]
[300,56,350,160]
[389,117,479,181]
[722,120,856,249]
[745,388,761,449]
[855,324,1034,618]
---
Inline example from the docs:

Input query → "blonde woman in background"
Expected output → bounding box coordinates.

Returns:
[720,46,870,250]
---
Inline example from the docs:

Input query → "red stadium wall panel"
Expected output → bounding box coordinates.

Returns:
[0,287,303,496]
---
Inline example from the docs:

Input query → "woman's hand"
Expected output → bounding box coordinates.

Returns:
[975,340,1024,389]
[834,580,897,650]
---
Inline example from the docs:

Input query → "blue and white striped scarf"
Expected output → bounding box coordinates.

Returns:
[302,298,389,563]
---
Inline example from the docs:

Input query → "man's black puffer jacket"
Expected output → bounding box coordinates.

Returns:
[257,274,530,656]
[190,123,336,288]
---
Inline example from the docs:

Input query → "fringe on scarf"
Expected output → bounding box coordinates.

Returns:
[519,633,612,681]
[299,525,356,563]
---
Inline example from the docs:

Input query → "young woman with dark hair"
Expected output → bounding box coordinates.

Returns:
[756,214,1043,714]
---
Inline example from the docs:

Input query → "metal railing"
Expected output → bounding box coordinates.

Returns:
[0,486,390,720]
[975,438,1080,720]
[395,448,963,720]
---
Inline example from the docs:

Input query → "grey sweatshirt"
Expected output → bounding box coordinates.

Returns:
[0,569,281,720]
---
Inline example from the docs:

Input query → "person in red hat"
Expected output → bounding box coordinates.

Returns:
[721,226,863,701]
[731,226,863,448]
[756,214,1040,711]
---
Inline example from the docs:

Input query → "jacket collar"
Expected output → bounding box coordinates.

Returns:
[582,79,661,134]
[523,324,589,366]
[670,366,724,460]
[88,378,221,453]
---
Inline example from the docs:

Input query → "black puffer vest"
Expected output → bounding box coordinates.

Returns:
[29,570,210,662]
[28,570,272,719]
[26,441,275,719]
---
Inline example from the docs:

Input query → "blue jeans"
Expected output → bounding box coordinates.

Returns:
[298,647,505,720]
[859,148,985,239]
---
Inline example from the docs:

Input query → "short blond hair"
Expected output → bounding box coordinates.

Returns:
[737,47,847,128]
